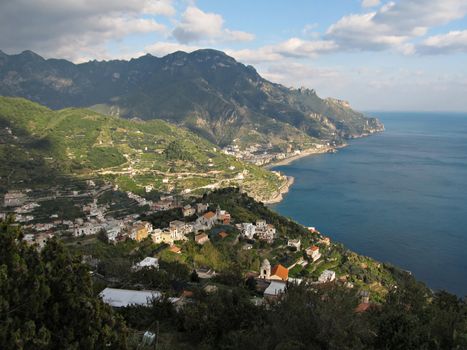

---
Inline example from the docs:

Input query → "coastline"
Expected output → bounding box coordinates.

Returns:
[261,145,345,205]
[262,175,295,205]
[262,130,383,204]
[264,145,343,169]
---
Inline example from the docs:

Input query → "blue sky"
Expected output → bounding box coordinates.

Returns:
[1,0,467,111]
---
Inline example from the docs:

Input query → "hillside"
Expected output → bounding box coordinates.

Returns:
[0,49,383,149]
[36,188,467,349]
[0,97,285,201]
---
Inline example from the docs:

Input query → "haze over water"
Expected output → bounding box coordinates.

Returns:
[272,112,467,296]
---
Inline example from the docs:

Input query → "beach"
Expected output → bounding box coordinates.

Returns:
[265,145,341,169]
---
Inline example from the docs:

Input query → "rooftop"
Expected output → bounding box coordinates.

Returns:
[100,288,161,307]
[271,264,289,281]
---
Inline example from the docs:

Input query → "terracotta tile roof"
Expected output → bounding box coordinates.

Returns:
[218,231,229,238]
[203,211,216,219]
[271,264,289,281]
[195,233,208,242]
[169,245,181,254]
[310,245,319,251]
[355,302,371,313]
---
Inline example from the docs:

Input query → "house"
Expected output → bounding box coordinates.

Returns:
[151,229,163,243]
[130,221,152,241]
[270,264,289,281]
[256,220,276,243]
[34,232,54,249]
[182,205,196,217]
[133,257,159,270]
[242,223,256,239]
[100,288,162,308]
[318,270,336,283]
[306,245,322,262]
[196,211,217,229]
[215,207,231,224]
[169,245,182,254]
[73,222,104,237]
[264,281,287,299]
[355,291,373,313]
[287,239,301,251]
[319,237,331,246]
[103,220,125,242]
[196,203,209,214]
[153,200,174,211]
[4,191,27,207]
[169,220,193,239]
[195,233,209,245]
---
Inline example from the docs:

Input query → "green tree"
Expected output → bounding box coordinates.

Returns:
[0,218,128,349]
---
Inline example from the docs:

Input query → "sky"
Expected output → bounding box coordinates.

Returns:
[1,0,467,111]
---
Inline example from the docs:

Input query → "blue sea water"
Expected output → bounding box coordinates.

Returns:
[272,112,467,296]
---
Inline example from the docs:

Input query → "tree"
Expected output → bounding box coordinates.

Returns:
[0,218,128,349]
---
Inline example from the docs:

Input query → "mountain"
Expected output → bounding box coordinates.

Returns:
[0,49,383,148]
[0,97,286,201]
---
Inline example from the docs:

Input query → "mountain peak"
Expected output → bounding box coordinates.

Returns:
[18,50,45,61]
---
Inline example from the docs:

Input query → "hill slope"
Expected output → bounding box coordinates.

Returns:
[0,97,285,201]
[0,49,383,148]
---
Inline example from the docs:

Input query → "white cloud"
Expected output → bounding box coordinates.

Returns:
[145,42,202,56]
[326,0,467,53]
[0,0,173,61]
[226,38,337,64]
[362,0,381,8]
[418,30,467,54]
[172,6,254,44]
[143,0,176,16]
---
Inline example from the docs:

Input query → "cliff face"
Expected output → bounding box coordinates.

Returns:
[0,49,383,148]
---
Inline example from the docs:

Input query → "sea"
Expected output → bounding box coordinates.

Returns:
[272,112,467,296]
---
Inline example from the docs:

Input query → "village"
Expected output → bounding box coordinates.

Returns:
[1,180,377,319]
[221,141,334,166]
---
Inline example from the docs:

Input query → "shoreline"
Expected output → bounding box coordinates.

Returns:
[262,175,295,205]
[264,145,344,169]
[262,130,384,204]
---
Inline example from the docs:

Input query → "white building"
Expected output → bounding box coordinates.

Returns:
[306,246,322,262]
[318,270,336,283]
[169,220,193,239]
[182,205,196,217]
[74,222,104,237]
[264,281,287,299]
[287,239,301,251]
[242,223,256,239]
[133,257,159,270]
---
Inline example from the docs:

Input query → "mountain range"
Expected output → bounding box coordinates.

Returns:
[0,49,383,149]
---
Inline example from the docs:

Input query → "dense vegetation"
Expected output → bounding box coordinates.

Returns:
[0,97,284,201]
[0,218,127,349]
[0,49,383,148]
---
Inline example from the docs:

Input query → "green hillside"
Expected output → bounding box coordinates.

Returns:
[0,97,285,201]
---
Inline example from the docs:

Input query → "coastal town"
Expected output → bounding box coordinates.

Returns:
[222,141,337,166]
[1,180,376,317]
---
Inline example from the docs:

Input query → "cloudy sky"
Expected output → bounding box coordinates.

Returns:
[1,0,467,111]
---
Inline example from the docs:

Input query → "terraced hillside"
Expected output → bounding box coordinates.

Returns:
[0,97,285,201]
